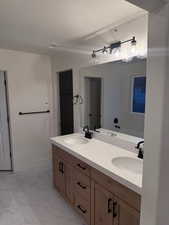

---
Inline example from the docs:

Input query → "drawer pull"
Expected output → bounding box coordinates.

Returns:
[113,201,118,218]
[77,163,86,170]
[77,205,87,214]
[77,182,87,189]
[108,198,113,213]
[58,162,64,174]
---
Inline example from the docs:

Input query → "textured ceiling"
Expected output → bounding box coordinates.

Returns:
[0,0,146,54]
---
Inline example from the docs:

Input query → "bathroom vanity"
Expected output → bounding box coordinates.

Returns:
[51,133,142,225]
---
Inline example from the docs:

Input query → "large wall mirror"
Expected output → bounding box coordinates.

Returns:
[79,58,146,138]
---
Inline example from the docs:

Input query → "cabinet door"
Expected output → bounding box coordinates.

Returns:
[113,197,140,225]
[53,156,66,196]
[65,164,74,204]
[94,183,114,225]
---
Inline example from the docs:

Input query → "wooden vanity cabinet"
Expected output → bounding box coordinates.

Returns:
[52,145,141,225]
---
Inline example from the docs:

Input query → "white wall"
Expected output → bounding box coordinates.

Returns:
[51,15,148,136]
[51,51,91,135]
[140,3,169,225]
[80,59,146,137]
[0,49,52,171]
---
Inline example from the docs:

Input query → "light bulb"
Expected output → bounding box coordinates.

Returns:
[131,45,136,54]
[115,48,120,58]
[131,36,137,55]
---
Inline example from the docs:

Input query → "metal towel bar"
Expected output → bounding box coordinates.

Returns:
[18,110,50,115]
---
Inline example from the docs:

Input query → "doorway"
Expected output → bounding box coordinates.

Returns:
[0,72,12,171]
[84,77,102,130]
[59,70,74,135]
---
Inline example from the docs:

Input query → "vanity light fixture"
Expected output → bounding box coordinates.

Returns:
[91,36,137,58]
[102,46,108,54]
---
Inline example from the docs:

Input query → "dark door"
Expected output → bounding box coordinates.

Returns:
[59,70,74,135]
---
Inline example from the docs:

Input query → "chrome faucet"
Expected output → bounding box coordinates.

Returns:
[136,141,144,159]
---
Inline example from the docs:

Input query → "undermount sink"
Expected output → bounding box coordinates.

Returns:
[112,156,143,175]
[64,136,89,145]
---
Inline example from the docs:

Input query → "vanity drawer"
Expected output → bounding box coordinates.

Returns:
[73,170,91,202]
[73,158,91,177]
[75,195,90,224]
[52,145,91,176]
[91,168,141,212]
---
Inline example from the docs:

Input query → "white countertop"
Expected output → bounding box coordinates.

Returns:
[95,128,143,144]
[51,133,142,195]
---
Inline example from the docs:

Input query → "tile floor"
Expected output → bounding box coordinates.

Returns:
[0,169,86,225]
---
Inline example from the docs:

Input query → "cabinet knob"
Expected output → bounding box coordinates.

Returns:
[58,162,64,174]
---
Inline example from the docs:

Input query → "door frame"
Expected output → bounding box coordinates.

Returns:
[80,74,104,129]
[0,71,13,172]
[84,77,102,129]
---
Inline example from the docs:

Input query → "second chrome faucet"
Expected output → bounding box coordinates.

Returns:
[136,141,144,159]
